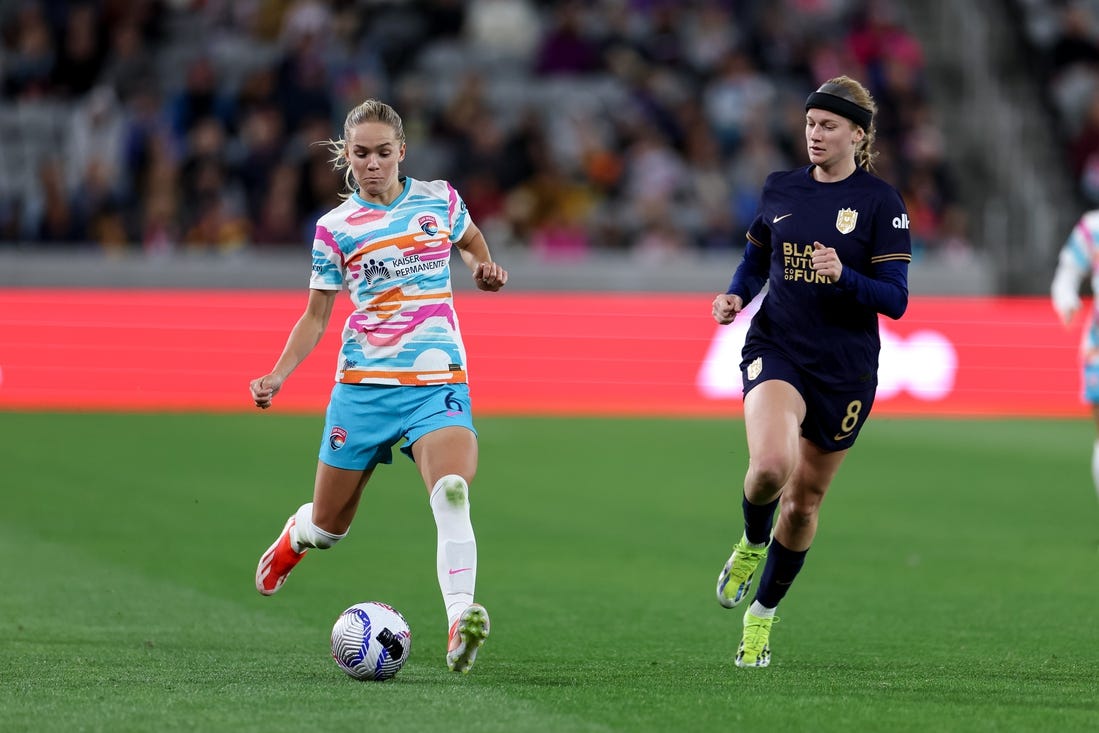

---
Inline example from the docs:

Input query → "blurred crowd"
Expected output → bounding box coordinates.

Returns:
[0,0,971,260]
[1024,0,1099,207]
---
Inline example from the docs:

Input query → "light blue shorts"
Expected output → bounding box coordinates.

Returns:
[318,383,476,470]
[1085,363,1099,404]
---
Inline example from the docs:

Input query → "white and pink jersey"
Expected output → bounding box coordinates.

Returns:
[310,177,472,386]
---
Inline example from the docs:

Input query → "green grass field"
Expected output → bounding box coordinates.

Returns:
[2,411,1097,732]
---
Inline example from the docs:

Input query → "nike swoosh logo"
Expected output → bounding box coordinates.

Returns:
[773,213,793,223]
[833,432,854,441]
[448,567,472,575]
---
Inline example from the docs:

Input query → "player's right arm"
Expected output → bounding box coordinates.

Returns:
[714,236,770,325]
[712,292,744,325]
[1051,232,1088,326]
[250,288,338,409]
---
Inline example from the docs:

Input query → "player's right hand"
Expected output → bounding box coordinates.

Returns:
[249,374,282,409]
[1055,304,1078,327]
[712,293,743,325]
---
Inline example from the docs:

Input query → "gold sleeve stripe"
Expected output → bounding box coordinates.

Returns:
[871,253,912,263]
[746,232,766,248]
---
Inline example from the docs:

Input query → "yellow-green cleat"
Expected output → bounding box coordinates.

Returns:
[735,610,778,668]
[716,536,768,608]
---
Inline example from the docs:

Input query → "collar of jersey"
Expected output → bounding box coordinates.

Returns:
[352,177,411,209]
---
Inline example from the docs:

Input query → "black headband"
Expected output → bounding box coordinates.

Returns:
[805,91,872,131]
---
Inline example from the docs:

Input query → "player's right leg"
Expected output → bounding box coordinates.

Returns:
[718,377,802,607]
[255,462,373,595]
[257,384,393,595]
[716,534,770,608]
[255,512,307,595]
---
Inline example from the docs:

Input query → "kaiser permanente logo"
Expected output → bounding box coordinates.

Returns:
[696,299,957,400]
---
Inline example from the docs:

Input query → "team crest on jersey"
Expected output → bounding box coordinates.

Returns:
[418,214,439,236]
[835,208,858,234]
[329,426,347,451]
[746,357,763,381]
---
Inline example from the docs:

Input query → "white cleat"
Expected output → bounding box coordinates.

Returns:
[446,603,490,673]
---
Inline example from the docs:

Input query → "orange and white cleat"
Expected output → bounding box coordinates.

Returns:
[255,516,306,595]
[446,603,490,673]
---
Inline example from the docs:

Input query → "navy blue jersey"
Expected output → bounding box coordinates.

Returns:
[738,165,911,387]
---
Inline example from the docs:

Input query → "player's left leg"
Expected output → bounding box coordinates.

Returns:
[410,423,489,672]
[446,602,490,674]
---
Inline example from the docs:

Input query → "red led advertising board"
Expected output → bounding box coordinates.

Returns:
[0,289,1085,417]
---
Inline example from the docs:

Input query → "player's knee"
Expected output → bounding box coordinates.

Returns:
[292,503,347,550]
[430,474,470,514]
[748,457,793,494]
[779,498,819,530]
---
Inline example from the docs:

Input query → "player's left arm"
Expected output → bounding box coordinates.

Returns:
[447,181,507,291]
[833,259,909,320]
[456,223,508,291]
[817,190,911,320]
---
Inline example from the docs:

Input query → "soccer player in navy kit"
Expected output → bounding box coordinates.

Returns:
[711,76,911,668]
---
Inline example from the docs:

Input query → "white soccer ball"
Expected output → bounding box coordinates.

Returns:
[330,601,412,681]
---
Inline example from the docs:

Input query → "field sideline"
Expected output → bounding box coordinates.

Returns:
[2,412,1097,732]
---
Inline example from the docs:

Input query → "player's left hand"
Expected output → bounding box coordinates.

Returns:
[474,261,508,291]
[811,242,843,283]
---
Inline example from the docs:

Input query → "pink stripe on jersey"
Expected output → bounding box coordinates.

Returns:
[447,183,459,222]
[405,239,451,262]
[349,303,457,347]
[346,206,387,226]
[314,226,344,265]
[1076,220,1097,252]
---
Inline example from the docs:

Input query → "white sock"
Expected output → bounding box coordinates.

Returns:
[743,534,769,550]
[290,502,346,552]
[429,475,477,625]
[749,601,776,618]
[1092,441,1099,502]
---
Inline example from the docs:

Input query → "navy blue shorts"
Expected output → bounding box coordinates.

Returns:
[741,349,876,452]
[319,383,476,470]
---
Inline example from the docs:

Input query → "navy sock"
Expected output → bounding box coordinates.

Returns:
[742,494,780,545]
[754,538,808,609]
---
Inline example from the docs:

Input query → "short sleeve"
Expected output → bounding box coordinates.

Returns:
[309,224,345,290]
[446,182,471,243]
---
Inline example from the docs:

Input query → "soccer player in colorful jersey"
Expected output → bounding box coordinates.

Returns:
[710,76,911,668]
[249,99,507,674]
[1051,209,1099,504]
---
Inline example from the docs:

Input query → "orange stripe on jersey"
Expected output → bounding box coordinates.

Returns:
[345,230,446,270]
[345,233,419,265]
[342,239,394,263]
[338,368,468,385]
[362,286,454,319]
